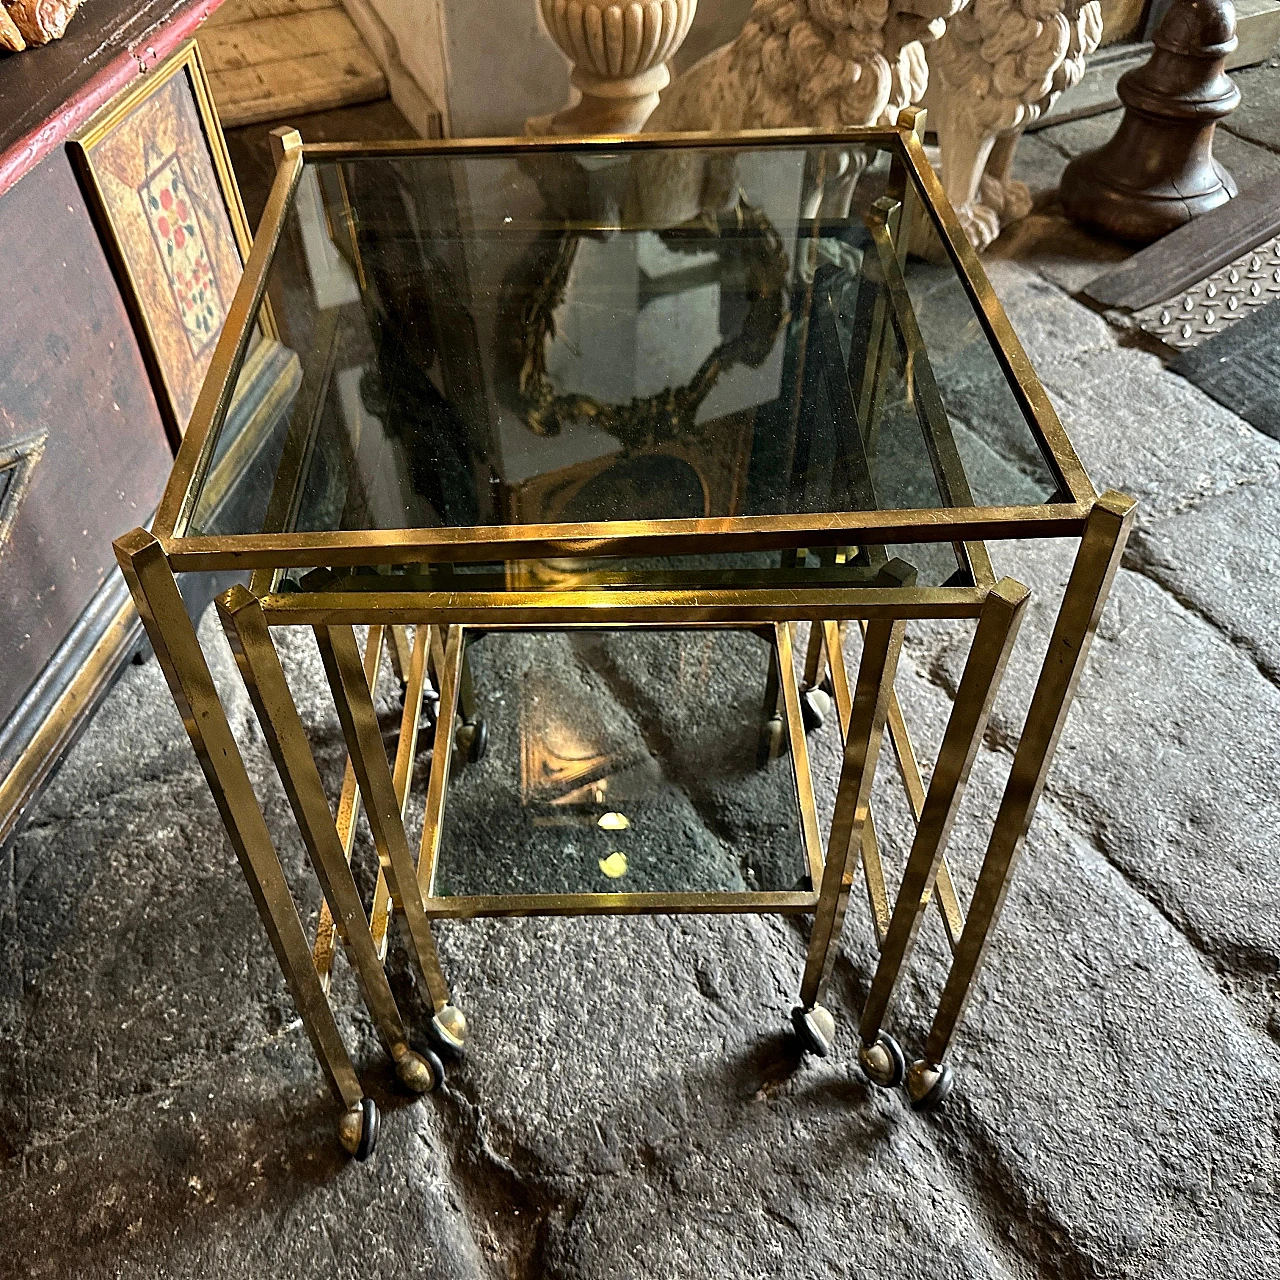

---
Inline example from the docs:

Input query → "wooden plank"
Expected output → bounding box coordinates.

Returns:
[207,43,386,124]
[204,0,336,28]
[198,7,366,72]
[1082,176,1280,311]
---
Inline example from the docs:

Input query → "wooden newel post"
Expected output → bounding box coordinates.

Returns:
[1060,0,1241,244]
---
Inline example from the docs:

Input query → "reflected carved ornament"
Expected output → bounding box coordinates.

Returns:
[515,197,790,447]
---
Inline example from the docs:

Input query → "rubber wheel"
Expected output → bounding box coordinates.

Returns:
[429,1006,468,1062]
[423,1046,446,1090]
[859,1031,906,1089]
[800,687,831,732]
[421,689,441,731]
[791,1004,834,1058]
[354,1096,380,1162]
[757,715,786,767]
[457,718,488,763]
[908,1061,955,1113]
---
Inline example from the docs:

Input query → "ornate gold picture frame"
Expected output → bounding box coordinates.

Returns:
[70,40,259,446]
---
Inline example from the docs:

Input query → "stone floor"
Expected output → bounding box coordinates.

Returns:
[4,66,1280,1279]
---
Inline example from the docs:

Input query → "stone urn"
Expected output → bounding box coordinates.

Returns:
[530,0,698,135]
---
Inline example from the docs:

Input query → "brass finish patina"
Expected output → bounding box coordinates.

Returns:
[114,113,1135,1156]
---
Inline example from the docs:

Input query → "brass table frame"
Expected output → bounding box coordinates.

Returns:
[113,118,1136,1157]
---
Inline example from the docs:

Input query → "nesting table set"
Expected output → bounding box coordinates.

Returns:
[115,117,1134,1158]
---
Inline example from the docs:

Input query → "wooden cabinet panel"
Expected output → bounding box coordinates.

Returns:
[0,151,174,727]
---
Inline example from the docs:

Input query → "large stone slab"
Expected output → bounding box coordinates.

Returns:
[1009,131,1069,198]
[27,607,256,824]
[0,1035,490,1280]
[938,799,1280,1277]
[811,657,1280,1275]
[986,206,1130,296]
[427,910,1020,1279]
[1224,58,1280,155]
[906,542,1280,1030]
[1129,473,1280,683]
[1036,345,1280,522]
[897,260,1120,505]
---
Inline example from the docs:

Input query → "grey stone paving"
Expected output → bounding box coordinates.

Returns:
[4,75,1280,1280]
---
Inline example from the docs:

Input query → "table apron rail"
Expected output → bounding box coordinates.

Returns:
[253,587,995,626]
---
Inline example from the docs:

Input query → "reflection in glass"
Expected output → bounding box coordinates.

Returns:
[430,629,810,898]
[185,140,1061,591]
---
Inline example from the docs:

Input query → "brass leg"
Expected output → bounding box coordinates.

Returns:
[911,493,1137,1109]
[314,624,386,990]
[416,626,465,900]
[757,634,786,765]
[856,579,1029,1085]
[315,624,468,1055]
[387,624,413,685]
[457,637,478,725]
[801,620,826,691]
[798,619,906,1024]
[370,624,431,957]
[112,531,364,1115]
[217,587,441,1095]
[775,623,826,891]
[829,619,965,949]
[821,620,892,949]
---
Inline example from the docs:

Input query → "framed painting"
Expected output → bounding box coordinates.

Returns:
[70,40,266,446]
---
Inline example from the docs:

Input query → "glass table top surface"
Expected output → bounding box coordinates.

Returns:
[185,137,1067,587]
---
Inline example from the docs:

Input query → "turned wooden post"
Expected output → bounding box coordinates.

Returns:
[1060,0,1240,244]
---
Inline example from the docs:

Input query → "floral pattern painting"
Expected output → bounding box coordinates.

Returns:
[74,48,247,437]
[141,155,227,359]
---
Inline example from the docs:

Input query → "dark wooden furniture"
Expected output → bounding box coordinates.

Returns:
[1060,0,1241,244]
[0,0,225,845]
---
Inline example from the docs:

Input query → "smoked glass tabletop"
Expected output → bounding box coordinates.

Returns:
[185,135,1067,589]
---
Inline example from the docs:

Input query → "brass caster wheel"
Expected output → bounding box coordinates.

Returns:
[429,1004,468,1061]
[337,1097,380,1161]
[791,1003,835,1058]
[906,1059,955,1112]
[455,718,488,763]
[800,686,832,732]
[757,714,787,767]
[393,1044,445,1093]
[858,1031,906,1089]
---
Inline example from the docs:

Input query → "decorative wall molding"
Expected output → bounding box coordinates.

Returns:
[340,0,446,137]
[0,431,46,559]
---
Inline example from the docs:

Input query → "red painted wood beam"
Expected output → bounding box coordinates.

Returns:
[0,0,226,198]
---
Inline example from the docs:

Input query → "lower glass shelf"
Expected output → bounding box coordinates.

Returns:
[426,627,813,902]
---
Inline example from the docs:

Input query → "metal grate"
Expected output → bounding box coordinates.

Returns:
[1132,235,1280,351]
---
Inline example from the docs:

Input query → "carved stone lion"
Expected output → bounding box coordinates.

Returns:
[647,0,1104,249]
[926,0,1102,247]
[646,0,964,134]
